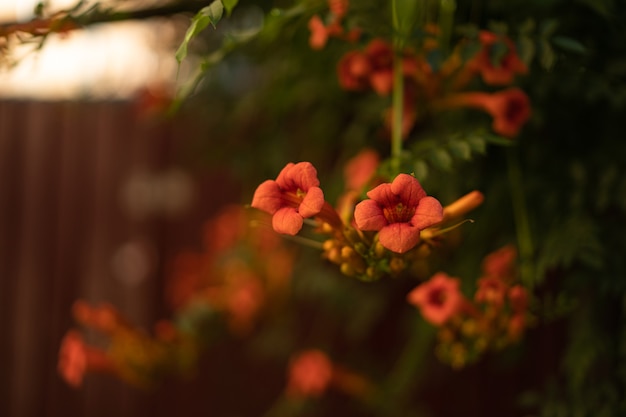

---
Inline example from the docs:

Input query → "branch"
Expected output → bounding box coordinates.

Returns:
[0,0,209,38]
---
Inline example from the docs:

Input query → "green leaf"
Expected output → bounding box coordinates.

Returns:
[222,0,238,16]
[466,136,486,154]
[539,19,559,37]
[552,36,587,55]
[428,148,452,171]
[483,133,516,146]
[539,39,555,71]
[176,1,224,64]
[448,140,472,160]
[412,160,428,181]
[518,35,536,66]
[393,0,419,41]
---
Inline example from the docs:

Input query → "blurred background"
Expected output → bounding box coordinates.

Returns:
[1,0,626,416]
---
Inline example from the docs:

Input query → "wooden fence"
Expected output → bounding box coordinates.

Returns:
[0,100,238,417]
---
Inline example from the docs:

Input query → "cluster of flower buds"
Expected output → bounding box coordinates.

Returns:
[58,301,196,388]
[407,245,532,368]
[251,157,484,282]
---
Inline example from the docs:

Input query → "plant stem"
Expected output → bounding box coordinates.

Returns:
[391,53,405,174]
[506,147,535,287]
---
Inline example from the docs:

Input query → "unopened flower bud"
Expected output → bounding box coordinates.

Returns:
[322,239,338,251]
[461,319,477,337]
[442,190,485,222]
[373,241,386,258]
[326,247,343,264]
[365,266,380,281]
[389,257,405,274]
[450,343,467,369]
[353,242,369,257]
[340,262,356,277]
[320,222,335,234]
[438,327,455,343]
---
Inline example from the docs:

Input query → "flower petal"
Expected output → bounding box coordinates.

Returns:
[411,196,443,229]
[354,199,387,231]
[378,222,421,253]
[272,207,304,235]
[365,183,397,207]
[390,174,426,207]
[251,180,283,214]
[299,186,325,218]
[276,162,320,191]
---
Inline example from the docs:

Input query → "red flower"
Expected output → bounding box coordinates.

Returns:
[508,285,529,313]
[337,39,419,95]
[71,300,132,335]
[482,244,517,280]
[354,174,443,253]
[328,0,349,18]
[474,276,508,308]
[286,349,334,398]
[469,31,528,86]
[251,162,325,235]
[308,15,329,50]
[58,330,115,387]
[337,50,372,91]
[365,39,395,95]
[407,272,465,325]
[343,148,380,191]
[437,88,531,137]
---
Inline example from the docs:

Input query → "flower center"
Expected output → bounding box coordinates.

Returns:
[427,288,446,307]
[382,202,415,224]
[505,97,525,122]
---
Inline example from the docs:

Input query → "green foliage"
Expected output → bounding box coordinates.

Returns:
[222,0,238,17]
[175,0,225,64]
[535,215,604,284]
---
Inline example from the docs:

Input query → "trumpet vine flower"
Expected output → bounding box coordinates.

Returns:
[354,173,443,253]
[436,88,531,137]
[252,162,332,235]
[407,272,465,325]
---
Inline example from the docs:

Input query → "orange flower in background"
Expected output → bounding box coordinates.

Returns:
[337,50,372,91]
[508,285,529,313]
[354,173,443,253]
[508,313,526,341]
[328,0,349,18]
[337,39,420,96]
[308,15,331,50]
[58,330,116,388]
[71,300,132,335]
[474,276,508,308]
[407,272,465,325]
[437,88,531,137]
[286,349,334,398]
[482,244,517,280]
[469,31,528,86]
[221,263,266,335]
[365,39,395,95]
[343,148,380,191]
[307,0,358,50]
